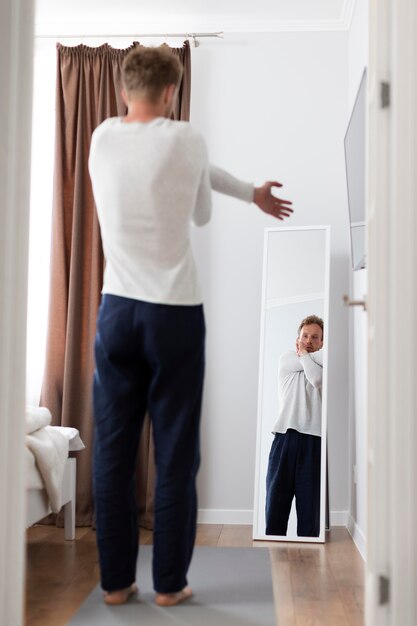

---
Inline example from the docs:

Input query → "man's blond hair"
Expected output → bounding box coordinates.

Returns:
[122,46,183,102]
[298,315,324,338]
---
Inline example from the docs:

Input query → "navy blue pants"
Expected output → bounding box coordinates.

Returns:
[93,294,205,593]
[265,429,321,537]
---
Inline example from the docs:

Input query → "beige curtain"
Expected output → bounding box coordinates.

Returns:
[41,41,191,528]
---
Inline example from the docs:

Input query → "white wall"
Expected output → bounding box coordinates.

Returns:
[26,43,55,406]
[347,0,368,556]
[190,32,351,522]
[348,0,369,111]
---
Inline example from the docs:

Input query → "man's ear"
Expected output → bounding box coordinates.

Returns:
[164,83,177,104]
[121,88,128,107]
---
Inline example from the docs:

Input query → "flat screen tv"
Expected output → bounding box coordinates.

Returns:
[344,69,367,270]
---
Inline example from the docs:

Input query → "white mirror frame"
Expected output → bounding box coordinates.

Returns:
[253,225,331,543]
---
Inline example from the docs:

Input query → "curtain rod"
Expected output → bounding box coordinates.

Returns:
[35,32,224,47]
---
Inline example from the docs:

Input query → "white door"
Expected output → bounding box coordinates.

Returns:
[0,1,35,625]
[367,0,417,624]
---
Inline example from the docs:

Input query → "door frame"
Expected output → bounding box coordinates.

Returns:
[367,0,417,624]
[0,1,34,624]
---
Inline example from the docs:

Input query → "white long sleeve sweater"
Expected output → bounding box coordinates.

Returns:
[88,116,254,305]
[271,349,323,437]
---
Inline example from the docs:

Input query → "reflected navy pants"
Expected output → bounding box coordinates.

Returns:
[93,294,205,593]
[265,429,321,537]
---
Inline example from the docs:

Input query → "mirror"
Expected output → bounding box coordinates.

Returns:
[253,226,330,542]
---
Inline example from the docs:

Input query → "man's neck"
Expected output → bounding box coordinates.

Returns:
[123,101,167,123]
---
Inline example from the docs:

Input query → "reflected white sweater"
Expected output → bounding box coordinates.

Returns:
[272,349,323,437]
[89,117,254,305]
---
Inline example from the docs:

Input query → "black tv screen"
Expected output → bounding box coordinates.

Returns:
[344,69,366,270]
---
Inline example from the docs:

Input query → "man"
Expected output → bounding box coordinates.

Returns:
[265,315,324,537]
[89,46,293,607]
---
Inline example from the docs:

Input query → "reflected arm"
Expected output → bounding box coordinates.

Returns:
[308,349,323,366]
[299,350,323,389]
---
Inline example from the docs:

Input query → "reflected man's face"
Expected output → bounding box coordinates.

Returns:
[298,323,323,353]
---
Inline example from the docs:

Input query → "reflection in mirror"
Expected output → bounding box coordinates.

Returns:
[253,227,330,543]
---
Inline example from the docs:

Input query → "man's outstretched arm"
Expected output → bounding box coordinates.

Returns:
[209,164,293,221]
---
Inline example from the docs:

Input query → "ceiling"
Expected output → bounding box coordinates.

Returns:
[35,0,356,34]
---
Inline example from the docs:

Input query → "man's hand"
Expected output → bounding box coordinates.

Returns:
[296,338,309,356]
[254,181,293,220]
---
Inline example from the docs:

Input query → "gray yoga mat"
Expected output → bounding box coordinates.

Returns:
[68,545,276,626]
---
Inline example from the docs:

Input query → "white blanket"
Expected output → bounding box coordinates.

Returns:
[25,405,51,434]
[25,406,69,513]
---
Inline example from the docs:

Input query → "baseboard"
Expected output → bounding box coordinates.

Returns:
[197,509,366,560]
[347,514,366,560]
[329,510,349,526]
[197,509,253,525]
[197,508,354,527]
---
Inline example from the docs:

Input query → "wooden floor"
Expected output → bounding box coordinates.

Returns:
[25,524,364,626]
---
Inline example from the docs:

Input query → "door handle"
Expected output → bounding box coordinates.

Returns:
[343,294,367,311]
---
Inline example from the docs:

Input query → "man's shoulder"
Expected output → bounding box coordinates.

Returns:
[166,119,205,144]
[278,351,300,375]
[89,118,120,168]
[90,118,121,153]
[279,350,297,364]
[92,117,203,143]
[92,116,119,137]
[163,121,207,164]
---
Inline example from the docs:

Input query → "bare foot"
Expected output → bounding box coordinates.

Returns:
[155,586,193,607]
[104,583,138,605]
